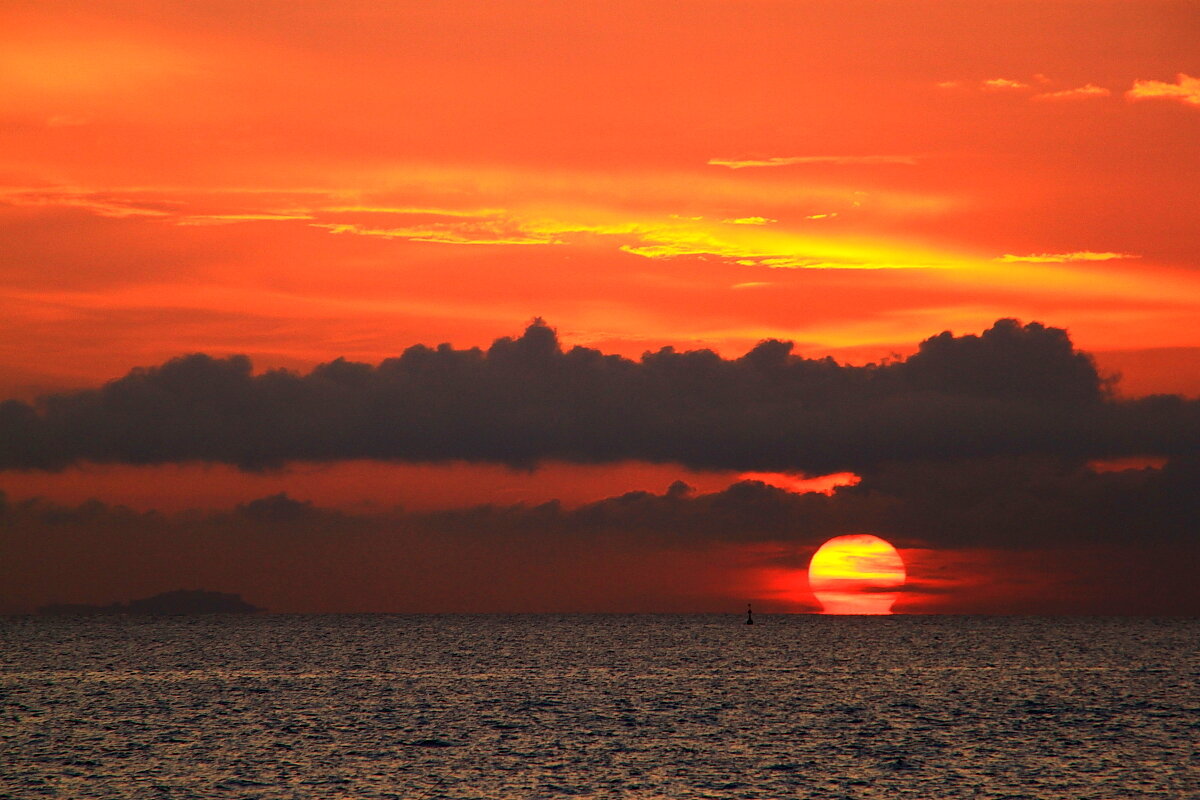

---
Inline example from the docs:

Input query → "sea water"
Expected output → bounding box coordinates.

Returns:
[1,615,1196,798]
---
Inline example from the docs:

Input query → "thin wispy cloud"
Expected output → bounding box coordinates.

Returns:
[317,206,506,218]
[938,77,1032,93]
[722,217,775,226]
[944,76,1115,104]
[0,188,175,218]
[982,78,1031,90]
[708,156,919,169]
[996,251,1139,263]
[947,73,1200,109]
[177,213,316,226]
[302,204,947,270]
[311,222,560,246]
[1033,84,1111,102]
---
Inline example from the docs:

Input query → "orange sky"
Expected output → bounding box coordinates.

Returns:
[2,0,1198,397]
[2,1,1199,614]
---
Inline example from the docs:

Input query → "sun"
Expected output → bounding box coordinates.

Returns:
[808,534,906,615]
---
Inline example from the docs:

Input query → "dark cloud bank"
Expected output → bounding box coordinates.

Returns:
[4,453,1199,613]
[4,319,1199,613]
[4,455,1197,551]
[2,318,1198,472]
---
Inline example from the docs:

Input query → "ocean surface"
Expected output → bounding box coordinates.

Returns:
[1,615,1197,799]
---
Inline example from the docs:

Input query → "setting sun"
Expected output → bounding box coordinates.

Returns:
[808,534,907,615]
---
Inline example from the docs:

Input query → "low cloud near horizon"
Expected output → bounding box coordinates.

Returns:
[3,450,1197,615]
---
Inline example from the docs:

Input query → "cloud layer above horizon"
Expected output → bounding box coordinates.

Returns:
[4,319,1197,474]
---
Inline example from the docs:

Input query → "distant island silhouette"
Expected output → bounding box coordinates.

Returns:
[38,589,263,615]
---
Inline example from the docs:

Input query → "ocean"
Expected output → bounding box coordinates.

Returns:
[2,615,1197,798]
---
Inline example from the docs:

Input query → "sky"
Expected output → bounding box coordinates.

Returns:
[2,0,1198,614]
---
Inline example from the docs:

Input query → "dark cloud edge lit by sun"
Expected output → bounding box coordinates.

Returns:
[2,319,1198,617]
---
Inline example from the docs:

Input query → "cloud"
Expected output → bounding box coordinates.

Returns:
[0,188,176,219]
[615,219,952,270]
[826,452,1200,618]
[2,319,1198,475]
[943,77,1112,103]
[981,78,1031,90]
[1,180,954,277]
[1126,73,1200,107]
[1033,84,1111,102]
[236,492,322,523]
[738,471,860,495]
[996,251,1138,263]
[5,455,1200,614]
[721,217,775,226]
[310,222,561,246]
[317,206,506,218]
[177,213,316,226]
[707,156,919,169]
